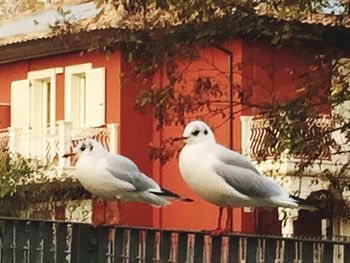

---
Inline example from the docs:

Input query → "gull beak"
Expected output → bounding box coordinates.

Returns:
[62,153,76,158]
[172,136,189,142]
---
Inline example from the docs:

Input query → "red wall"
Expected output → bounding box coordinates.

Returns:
[149,40,256,232]
[148,38,326,233]
[0,36,327,234]
[241,39,327,112]
[0,104,10,129]
[117,62,155,226]
[0,61,28,105]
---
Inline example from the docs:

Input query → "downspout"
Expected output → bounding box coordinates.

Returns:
[213,43,258,234]
[212,43,234,150]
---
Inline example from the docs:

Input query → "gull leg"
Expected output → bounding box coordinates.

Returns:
[205,207,224,235]
[103,200,108,223]
[225,207,233,233]
[217,207,224,230]
[254,208,258,234]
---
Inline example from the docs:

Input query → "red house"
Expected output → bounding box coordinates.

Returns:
[0,1,348,237]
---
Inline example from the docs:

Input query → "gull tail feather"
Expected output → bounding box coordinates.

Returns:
[149,188,193,202]
[290,195,318,211]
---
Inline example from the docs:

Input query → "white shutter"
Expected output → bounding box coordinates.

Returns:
[64,63,92,124]
[85,68,105,126]
[11,79,30,129]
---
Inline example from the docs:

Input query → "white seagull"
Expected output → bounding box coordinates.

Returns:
[177,120,316,233]
[63,138,192,207]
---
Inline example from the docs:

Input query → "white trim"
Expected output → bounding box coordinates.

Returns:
[27,68,61,79]
[65,63,92,74]
[85,67,105,126]
[64,63,92,123]
[55,67,64,74]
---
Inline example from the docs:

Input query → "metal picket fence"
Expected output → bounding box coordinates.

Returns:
[0,217,350,263]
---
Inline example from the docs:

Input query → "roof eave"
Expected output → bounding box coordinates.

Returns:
[0,28,124,64]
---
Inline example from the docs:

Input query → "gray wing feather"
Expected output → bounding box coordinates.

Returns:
[134,173,161,191]
[214,163,286,198]
[105,154,160,192]
[215,145,261,175]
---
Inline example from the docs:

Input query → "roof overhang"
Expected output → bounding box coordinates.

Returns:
[0,28,125,64]
[0,16,349,65]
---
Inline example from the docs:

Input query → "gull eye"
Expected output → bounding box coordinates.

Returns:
[204,129,208,135]
[192,130,200,136]
[80,144,86,151]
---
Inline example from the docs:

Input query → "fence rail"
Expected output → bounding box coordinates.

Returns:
[0,218,350,263]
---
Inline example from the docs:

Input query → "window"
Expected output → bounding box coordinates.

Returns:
[11,68,59,129]
[65,63,105,128]
[10,68,60,157]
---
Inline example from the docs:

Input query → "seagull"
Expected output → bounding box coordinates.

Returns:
[177,120,316,233]
[63,139,192,207]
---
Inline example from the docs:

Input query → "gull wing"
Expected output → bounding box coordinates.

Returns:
[214,161,286,199]
[215,144,261,175]
[104,154,160,192]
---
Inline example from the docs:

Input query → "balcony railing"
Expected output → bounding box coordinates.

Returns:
[241,115,332,160]
[240,115,344,176]
[3,121,118,170]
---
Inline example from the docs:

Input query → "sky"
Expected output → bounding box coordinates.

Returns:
[0,1,101,39]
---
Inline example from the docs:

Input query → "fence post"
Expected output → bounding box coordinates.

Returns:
[246,237,258,263]
[107,123,118,154]
[193,233,204,263]
[240,116,252,157]
[57,121,72,168]
[211,236,222,263]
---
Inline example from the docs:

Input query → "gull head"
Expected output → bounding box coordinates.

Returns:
[73,138,106,159]
[182,120,216,145]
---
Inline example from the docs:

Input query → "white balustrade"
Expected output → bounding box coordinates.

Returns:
[239,115,342,175]
[2,121,119,170]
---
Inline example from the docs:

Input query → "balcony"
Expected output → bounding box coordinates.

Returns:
[0,121,118,222]
[240,115,348,196]
[0,121,118,176]
[240,115,349,174]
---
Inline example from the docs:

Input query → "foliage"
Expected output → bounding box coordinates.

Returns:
[0,150,49,198]
[0,149,46,217]
[2,0,350,218]
[106,0,350,217]
[0,147,90,218]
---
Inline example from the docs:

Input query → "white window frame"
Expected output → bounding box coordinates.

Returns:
[27,68,61,128]
[64,63,92,126]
